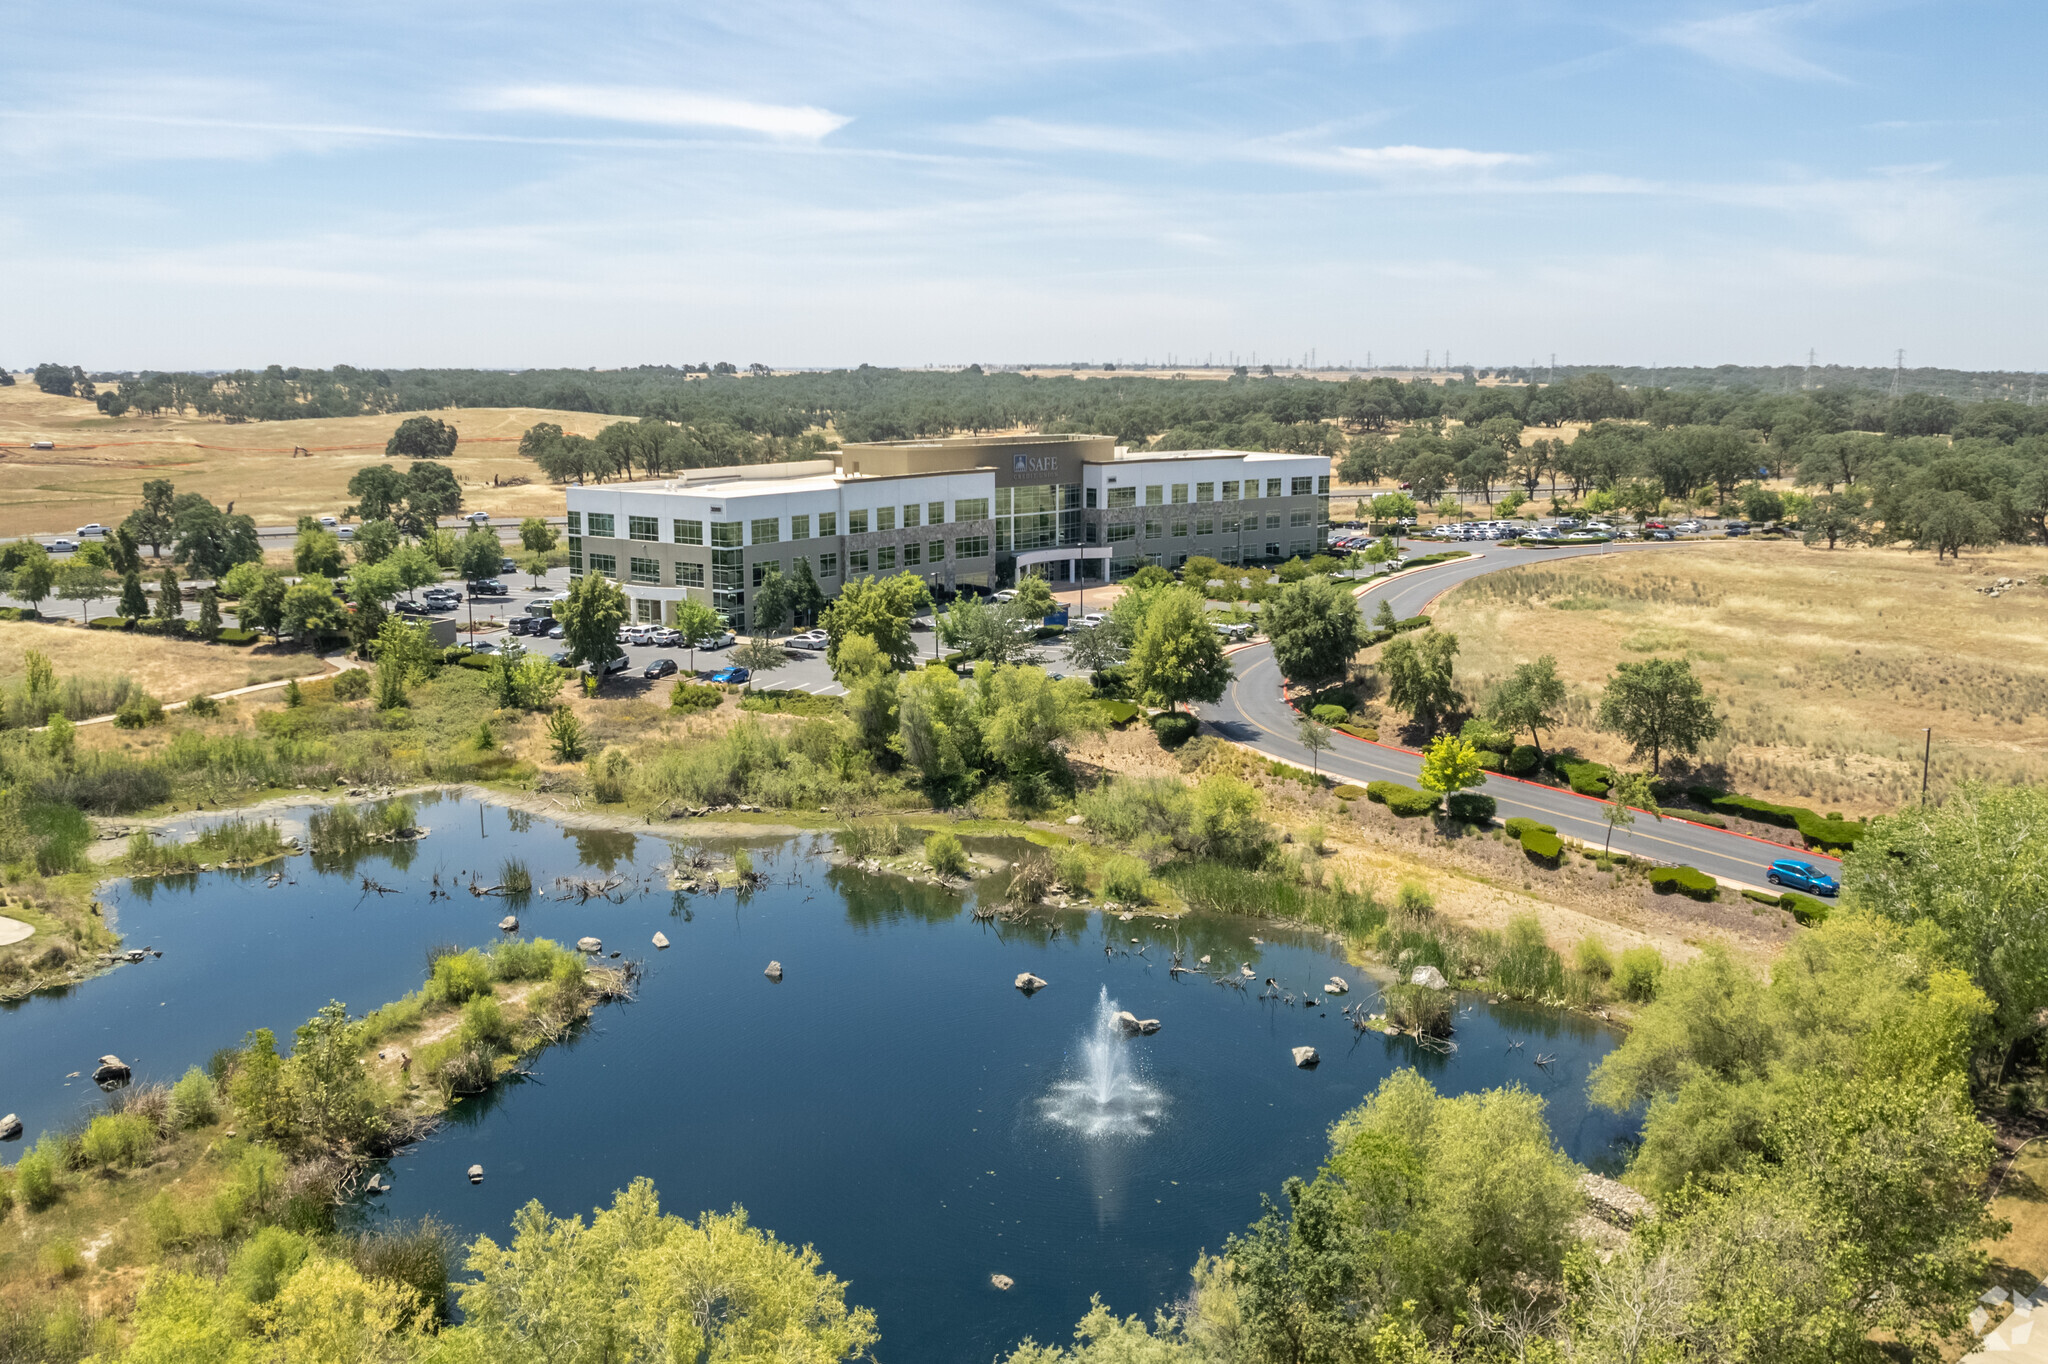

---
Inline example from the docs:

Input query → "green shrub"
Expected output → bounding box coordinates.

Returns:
[457,995,516,1052]
[1151,712,1200,749]
[15,1140,62,1210]
[88,616,134,631]
[113,691,166,729]
[1458,717,1513,754]
[1383,982,1453,1034]
[39,1240,83,1281]
[1101,854,1149,902]
[1311,703,1349,725]
[1475,750,1503,771]
[1504,744,1539,776]
[1518,828,1564,865]
[669,681,724,711]
[1503,817,1557,839]
[924,830,969,877]
[216,628,259,645]
[1547,753,1613,796]
[331,669,371,702]
[1332,783,1367,800]
[1096,699,1142,725]
[455,653,495,671]
[1493,914,1565,999]
[1367,781,1439,817]
[1446,792,1496,823]
[1573,938,1614,979]
[1683,785,1865,851]
[141,1190,186,1251]
[429,949,495,1004]
[1335,723,1377,740]
[1648,865,1718,900]
[230,1226,313,1304]
[1781,891,1829,924]
[1054,845,1092,892]
[0,607,39,621]
[169,1066,219,1129]
[80,1113,157,1169]
[1615,946,1664,1001]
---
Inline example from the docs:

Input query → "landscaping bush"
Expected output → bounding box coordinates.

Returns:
[1475,750,1502,771]
[331,670,371,702]
[0,607,39,621]
[1781,891,1829,924]
[88,616,134,631]
[1504,744,1539,776]
[1311,703,1349,725]
[455,653,494,671]
[1332,784,1367,800]
[1151,711,1199,749]
[1615,946,1664,1001]
[1446,793,1496,823]
[1097,699,1142,725]
[924,830,969,877]
[1518,827,1564,865]
[1366,781,1440,817]
[1335,722,1377,740]
[1684,785,1864,851]
[1504,817,1557,839]
[217,628,259,645]
[1648,865,1718,900]
[1547,753,1614,796]
[1459,717,1513,754]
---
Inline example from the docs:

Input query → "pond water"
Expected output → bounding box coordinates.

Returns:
[0,795,1637,1360]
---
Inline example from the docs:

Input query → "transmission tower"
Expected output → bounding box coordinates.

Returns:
[1550,352,1557,384]
[1889,349,1904,397]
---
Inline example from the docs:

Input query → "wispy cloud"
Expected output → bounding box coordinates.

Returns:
[1326,145,1532,172]
[472,85,850,139]
[1655,3,1848,82]
[950,118,1532,178]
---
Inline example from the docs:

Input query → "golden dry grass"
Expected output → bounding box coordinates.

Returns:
[1429,538,2048,813]
[0,622,316,701]
[0,381,616,537]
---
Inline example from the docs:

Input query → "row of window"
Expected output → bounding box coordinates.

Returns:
[587,536,1000,588]
[569,478,1328,546]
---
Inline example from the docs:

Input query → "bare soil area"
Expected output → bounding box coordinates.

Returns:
[0,620,317,700]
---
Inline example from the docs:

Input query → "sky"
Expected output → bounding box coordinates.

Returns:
[1,0,2042,372]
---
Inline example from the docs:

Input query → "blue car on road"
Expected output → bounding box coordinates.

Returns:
[1768,859,1838,896]
[703,667,751,685]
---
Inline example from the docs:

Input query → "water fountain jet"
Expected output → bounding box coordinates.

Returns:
[1041,986,1164,1138]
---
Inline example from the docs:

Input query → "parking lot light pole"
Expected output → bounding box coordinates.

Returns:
[1922,728,1932,804]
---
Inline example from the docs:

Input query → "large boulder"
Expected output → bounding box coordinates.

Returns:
[498,915,519,932]
[651,932,670,949]
[1291,1046,1320,1068]
[93,1055,131,1085]
[0,1113,21,1141]
[991,1273,1016,1290]
[467,1164,485,1184]
[1409,965,1449,990]
[1326,976,1349,995]
[577,937,603,954]
[1115,1010,1142,1034]
[1014,973,1046,994]
[1137,1019,1161,1035]
[765,960,784,982]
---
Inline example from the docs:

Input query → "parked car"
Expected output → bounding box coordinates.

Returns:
[644,658,679,679]
[47,538,78,553]
[621,626,657,646]
[1213,622,1253,641]
[703,666,751,685]
[548,624,565,639]
[508,616,541,636]
[499,557,517,574]
[75,523,107,538]
[1644,520,1667,530]
[466,579,509,596]
[788,629,829,650]
[1723,520,1751,537]
[1078,613,1105,628]
[597,652,630,675]
[1649,529,1675,541]
[1768,859,1839,897]
[470,640,500,654]
[28,440,54,451]
[992,589,1018,603]
[549,651,572,666]
[650,627,681,647]
[394,599,428,615]
[695,631,735,650]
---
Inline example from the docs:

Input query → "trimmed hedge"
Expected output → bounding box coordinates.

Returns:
[455,653,495,671]
[1152,712,1200,749]
[217,629,259,645]
[1504,744,1539,776]
[1333,784,1368,800]
[1335,723,1378,741]
[88,616,134,630]
[1476,749,1503,771]
[134,618,189,637]
[1397,551,1472,569]
[0,607,39,621]
[1518,827,1564,865]
[1311,703,1349,725]
[1446,792,1496,823]
[1741,887,1831,925]
[1649,866,1718,900]
[1367,782,1440,817]
[1504,817,1557,839]
[1547,753,1614,797]
[1098,699,1143,725]
[1685,785,1865,852]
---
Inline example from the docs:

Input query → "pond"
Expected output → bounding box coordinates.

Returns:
[0,795,1637,1361]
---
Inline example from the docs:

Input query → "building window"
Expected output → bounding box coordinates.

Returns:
[791,514,809,540]
[753,561,778,587]
[1107,487,1136,508]
[1265,542,1281,560]
[849,549,869,574]
[1085,487,1098,509]
[1172,484,1189,504]
[876,506,895,533]
[995,523,1012,552]
[955,496,989,521]
[1266,513,1282,529]
[1085,522,1099,544]
[1143,553,1163,568]
[566,511,583,534]
[675,519,703,545]
[820,552,839,577]
[1290,510,1311,527]
[848,509,869,535]
[1267,478,1283,498]
[711,522,742,548]
[1145,485,1163,506]
[1196,482,1213,502]
[994,487,1013,516]
[567,536,582,573]
[956,535,990,559]
[1171,521,1189,537]
[629,516,658,542]
[1223,517,1240,534]
[587,513,615,538]
[1222,545,1241,564]
[1144,520,1162,540]
[629,556,659,584]
[818,512,838,536]
[1317,476,1331,495]
[876,546,896,571]
[928,539,945,562]
[1196,517,1214,536]
[1220,481,1238,501]
[1292,540,1314,557]
[587,552,617,578]
[929,501,945,525]
[676,562,704,587]
[1107,523,1135,543]
[902,543,921,566]
[901,504,920,529]
[632,598,660,624]
[1292,477,1313,497]
[751,517,780,545]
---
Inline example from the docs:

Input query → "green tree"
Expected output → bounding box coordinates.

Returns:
[123,478,178,558]
[388,543,442,600]
[1482,654,1566,756]
[1800,491,1869,550]
[1417,734,1484,803]
[521,551,552,588]
[284,1000,383,1153]
[897,664,979,793]
[1912,489,1997,561]
[1126,585,1231,711]
[1597,657,1720,774]
[1297,715,1333,777]
[937,595,1032,666]
[518,517,558,554]
[7,540,55,611]
[1009,574,1056,619]
[351,518,401,565]
[557,571,627,671]
[980,664,1101,783]
[546,706,586,761]
[282,577,348,642]
[293,526,345,578]
[108,524,142,576]
[194,588,222,641]
[1266,576,1371,689]
[235,571,289,642]
[1371,491,1418,522]
[822,572,929,673]
[455,525,502,583]
[1380,629,1461,735]
[373,616,438,709]
[386,414,458,460]
[1189,773,1272,865]
[153,566,184,623]
[118,568,148,619]
[733,634,787,679]
[835,634,899,754]
[55,562,115,622]
[751,565,792,636]
[171,495,263,579]
[344,464,409,523]
[786,555,825,625]
[672,599,723,673]
[346,559,403,608]
[1602,770,1661,853]
[400,461,463,538]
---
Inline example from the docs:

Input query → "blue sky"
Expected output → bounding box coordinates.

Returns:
[2,0,2041,371]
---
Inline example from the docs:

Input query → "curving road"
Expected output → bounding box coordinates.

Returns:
[1198,540,1842,891]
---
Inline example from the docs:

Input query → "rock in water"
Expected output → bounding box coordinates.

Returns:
[0,1114,21,1140]
[1240,964,1255,978]
[1014,972,1047,994]
[1292,1046,1320,1068]
[765,960,783,982]
[1199,954,1211,964]
[1115,1010,1142,1034]
[498,915,519,932]
[991,1273,1015,1291]
[1409,965,1449,990]
[1326,976,1349,995]
[93,1055,131,1085]
[467,1164,484,1184]
[652,932,670,949]
[577,937,603,954]
[1137,1019,1161,1034]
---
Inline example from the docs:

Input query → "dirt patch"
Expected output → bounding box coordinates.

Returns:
[0,621,316,702]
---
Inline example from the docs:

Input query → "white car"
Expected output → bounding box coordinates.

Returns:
[1213,621,1254,641]
[622,627,658,646]
[694,631,736,650]
[1078,613,1105,628]
[992,589,1018,603]
[319,516,339,528]
[48,538,78,553]
[75,523,107,538]
[466,511,492,525]
[338,525,355,541]
[788,630,829,650]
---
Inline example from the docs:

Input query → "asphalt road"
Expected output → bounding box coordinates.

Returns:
[1197,538,1842,892]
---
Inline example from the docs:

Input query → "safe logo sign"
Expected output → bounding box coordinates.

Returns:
[1014,454,1059,474]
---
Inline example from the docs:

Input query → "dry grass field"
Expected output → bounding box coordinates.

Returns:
[1428,539,2048,813]
[0,622,316,700]
[0,379,616,536]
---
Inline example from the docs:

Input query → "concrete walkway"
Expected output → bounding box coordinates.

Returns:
[55,653,361,731]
